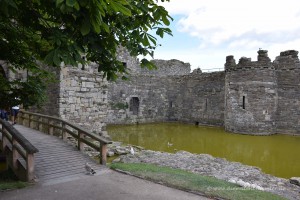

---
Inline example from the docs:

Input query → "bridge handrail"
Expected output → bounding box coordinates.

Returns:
[0,118,38,181]
[18,110,112,165]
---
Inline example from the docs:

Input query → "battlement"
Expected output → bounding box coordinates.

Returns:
[273,50,300,70]
[225,50,274,72]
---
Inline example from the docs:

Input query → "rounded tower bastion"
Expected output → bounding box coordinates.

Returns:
[273,50,300,134]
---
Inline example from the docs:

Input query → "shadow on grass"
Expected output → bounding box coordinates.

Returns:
[0,167,29,191]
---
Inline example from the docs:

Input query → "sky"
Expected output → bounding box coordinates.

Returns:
[151,0,300,71]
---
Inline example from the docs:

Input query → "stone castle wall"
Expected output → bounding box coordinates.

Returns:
[167,72,225,126]
[31,64,108,134]
[58,64,108,133]
[5,48,300,136]
[224,52,278,135]
[224,50,300,135]
[107,72,225,126]
[106,75,169,124]
[139,59,191,76]
[108,49,300,135]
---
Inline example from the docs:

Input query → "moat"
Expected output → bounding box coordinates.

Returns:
[108,123,300,179]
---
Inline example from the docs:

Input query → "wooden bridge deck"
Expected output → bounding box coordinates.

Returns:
[13,124,106,184]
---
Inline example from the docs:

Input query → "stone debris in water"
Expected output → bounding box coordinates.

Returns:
[290,177,300,186]
[116,150,300,200]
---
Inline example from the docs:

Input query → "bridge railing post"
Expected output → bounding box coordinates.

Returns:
[1,127,8,151]
[62,123,67,141]
[38,117,43,131]
[19,112,24,125]
[48,119,53,135]
[100,142,107,165]
[28,114,32,128]
[78,132,84,151]
[12,138,20,171]
[26,153,35,181]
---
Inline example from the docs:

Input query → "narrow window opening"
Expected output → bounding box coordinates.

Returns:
[129,97,139,115]
[81,56,86,70]
[169,101,173,108]
[242,96,246,109]
[205,98,208,111]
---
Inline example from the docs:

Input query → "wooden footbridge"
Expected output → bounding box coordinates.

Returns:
[0,111,112,183]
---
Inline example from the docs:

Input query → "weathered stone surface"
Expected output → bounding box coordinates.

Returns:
[141,59,191,76]
[107,72,225,126]
[107,49,300,135]
[107,151,115,157]
[7,48,300,135]
[116,150,300,200]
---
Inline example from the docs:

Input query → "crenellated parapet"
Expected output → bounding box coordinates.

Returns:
[224,49,277,135]
[225,50,273,72]
[224,49,300,135]
[224,55,236,71]
[273,50,300,70]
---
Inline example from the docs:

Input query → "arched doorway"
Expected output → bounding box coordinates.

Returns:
[129,97,139,115]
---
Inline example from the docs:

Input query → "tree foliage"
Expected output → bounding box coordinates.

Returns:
[0,0,172,108]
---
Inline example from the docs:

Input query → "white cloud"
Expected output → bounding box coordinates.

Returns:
[156,0,300,70]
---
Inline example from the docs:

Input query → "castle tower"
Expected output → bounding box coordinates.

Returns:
[274,50,300,134]
[224,50,277,135]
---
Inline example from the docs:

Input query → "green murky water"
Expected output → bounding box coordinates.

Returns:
[107,123,300,179]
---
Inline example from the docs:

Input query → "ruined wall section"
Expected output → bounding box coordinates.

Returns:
[140,59,191,76]
[106,75,170,124]
[224,50,278,135]
[106,58,191,124]
[116,46,141,74]
[274,50,300,135]
[168,72,225,126]
[58,64,108,134]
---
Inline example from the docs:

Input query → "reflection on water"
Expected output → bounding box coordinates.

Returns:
[107,123,300,178]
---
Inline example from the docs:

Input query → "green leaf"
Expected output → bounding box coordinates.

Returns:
[80,20,90,36]
[162,16,170,26]
[74,2,80,10]
[142,34,150,46]
[66,0,77,7]
[110,0,131,16]
[102,22,110,33]
[147,34,157,46]
[53,49,61,66]
[7,0,18,9]
[156,28,164,38]
[56,0,64,7]
[140,58,156,70]
[44,50,55,65]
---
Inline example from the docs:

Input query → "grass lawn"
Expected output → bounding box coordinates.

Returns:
[110,163,286,200]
